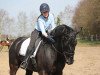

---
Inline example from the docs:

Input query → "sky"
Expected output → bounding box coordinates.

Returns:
[0,0,81,37]
[0,0,80,17]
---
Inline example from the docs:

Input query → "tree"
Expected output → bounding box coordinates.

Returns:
[17,12,28,36]
[0,9,8,34]
[29,12,38,33]
[56,16,61,25]
[0,9,17,39]
[72,0,100,40]
[57,6,74,26]
[17,12,38,37]
[0,9,38,38]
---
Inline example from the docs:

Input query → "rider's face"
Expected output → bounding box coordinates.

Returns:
[42,11,49,18]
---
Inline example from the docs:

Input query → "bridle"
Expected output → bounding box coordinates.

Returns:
[61,36,75,62]
[51,35,74,56]
[50,25,76,59]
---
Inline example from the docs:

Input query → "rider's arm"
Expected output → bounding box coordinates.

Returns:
[38,20,48,37]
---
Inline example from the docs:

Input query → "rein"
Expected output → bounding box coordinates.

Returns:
[51,44,64,55]
[51,35,74,56]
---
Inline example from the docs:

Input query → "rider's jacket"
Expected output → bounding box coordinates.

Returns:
[35,13,56,37]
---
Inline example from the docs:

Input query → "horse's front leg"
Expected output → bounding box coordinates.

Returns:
[26,69,33,75]
[38,70,49,75]
[52,71,63,75]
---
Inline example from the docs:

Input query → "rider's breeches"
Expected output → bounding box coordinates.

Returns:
[24,29,39,59]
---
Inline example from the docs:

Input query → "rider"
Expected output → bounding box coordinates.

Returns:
[20,3,56,69]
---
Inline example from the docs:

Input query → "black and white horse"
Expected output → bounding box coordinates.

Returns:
[9,24,79,75]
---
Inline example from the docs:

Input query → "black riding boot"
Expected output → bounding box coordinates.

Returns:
[20,47,36,69]
[20,29,39,69]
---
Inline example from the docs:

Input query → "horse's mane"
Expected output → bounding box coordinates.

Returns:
[50,24,74,37]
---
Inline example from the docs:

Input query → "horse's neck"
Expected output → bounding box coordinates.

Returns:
[54,38,63,52]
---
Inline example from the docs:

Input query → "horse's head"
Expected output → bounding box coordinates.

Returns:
[62,31,78,65]
[51,24,80,65]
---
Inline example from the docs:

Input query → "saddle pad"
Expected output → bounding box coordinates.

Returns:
[19,38,30,56]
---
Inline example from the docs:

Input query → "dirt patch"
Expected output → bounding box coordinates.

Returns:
[0,46,100,75]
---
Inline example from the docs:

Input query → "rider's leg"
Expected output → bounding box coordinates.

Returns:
[20,29,39,69]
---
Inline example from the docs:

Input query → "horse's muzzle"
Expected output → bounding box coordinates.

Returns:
[66,58,74,65]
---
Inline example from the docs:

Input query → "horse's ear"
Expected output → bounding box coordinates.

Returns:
[75,27,83,35]
[75,31,79,35]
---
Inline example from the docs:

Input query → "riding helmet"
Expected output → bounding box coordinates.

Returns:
[40,3,50,13]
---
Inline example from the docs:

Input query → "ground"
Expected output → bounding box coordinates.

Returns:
[0,46,100,75]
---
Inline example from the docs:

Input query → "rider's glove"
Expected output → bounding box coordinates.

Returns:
[47,35,55,43]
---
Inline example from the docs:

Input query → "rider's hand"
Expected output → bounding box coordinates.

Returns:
[47,35,55,43]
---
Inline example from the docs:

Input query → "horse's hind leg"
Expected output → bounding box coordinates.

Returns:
[9,64,19,75]
[38,70,49,75]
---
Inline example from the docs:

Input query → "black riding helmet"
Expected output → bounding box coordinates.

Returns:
[40,3,50,13]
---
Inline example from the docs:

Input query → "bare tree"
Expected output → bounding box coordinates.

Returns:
[0,9,38,38]
[2,17,14,35]
[57,6,74,26]
[0,9,9,34]
[17,12,28,36]
[29,12,38,33]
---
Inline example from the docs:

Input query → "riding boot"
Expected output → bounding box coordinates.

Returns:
[30,56,36,65]
[31,57,37,70]
[20,48,32,69]
[20,47,36,69]
[20,56,29,69]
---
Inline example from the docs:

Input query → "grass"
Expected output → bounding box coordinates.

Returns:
[77,39,100,47]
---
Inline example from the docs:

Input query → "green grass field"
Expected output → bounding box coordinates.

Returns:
[77,39,100,46]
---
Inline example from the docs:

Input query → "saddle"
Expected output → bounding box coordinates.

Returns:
[19,37,42,56]
[30,38,42,58]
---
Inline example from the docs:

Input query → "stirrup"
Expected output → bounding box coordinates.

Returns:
[20,58,28,69]
[20,61,28,69]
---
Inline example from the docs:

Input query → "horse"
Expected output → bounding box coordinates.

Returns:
[0,38,14,48]
[0,39,14,51]
[9,24,79,75]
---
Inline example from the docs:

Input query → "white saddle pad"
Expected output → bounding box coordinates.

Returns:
[19,38,30,56]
